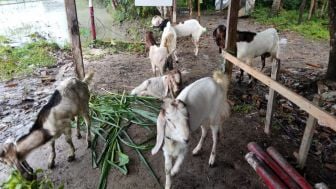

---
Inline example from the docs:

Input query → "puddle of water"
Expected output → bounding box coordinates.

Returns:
[0,0,69,46]
[0,0,127,47]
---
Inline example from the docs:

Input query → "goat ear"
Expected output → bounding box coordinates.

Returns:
[151,110,166,155]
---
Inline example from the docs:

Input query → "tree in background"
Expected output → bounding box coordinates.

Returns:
[271,0,281,15]
[326,0,336,81]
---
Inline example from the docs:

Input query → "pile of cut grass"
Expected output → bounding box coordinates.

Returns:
[1,169,63,189]
[89,92,161,189]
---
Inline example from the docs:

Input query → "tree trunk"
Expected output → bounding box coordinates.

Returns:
[271,0,282,16]
[326,0,336,81]
[308,0,316,20]
[111,0,117,9]
[298,0,307,24]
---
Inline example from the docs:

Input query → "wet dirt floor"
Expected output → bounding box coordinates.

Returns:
[0,14,335,188]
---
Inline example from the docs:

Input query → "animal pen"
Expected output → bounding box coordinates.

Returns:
[223,1,336,170]
[57,0,335,187]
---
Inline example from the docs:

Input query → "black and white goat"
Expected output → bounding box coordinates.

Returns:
[151,71,231,189]
[213,25,282,83]
[0,73,94,179]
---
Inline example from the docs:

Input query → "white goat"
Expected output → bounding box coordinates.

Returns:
[173,19,207,56]
[0,73,94,179]
[160,21,178,62]
[131,69,182,99]
[148,43,174,76]
[151,71,231,189]
[213,25,283,83]
[154,16,207,56]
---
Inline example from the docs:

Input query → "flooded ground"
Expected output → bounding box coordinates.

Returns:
[0,9,335,189]
[0,0,127,46]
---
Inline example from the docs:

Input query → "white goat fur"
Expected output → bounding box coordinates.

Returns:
[149,45,169,76]
[151,15,163,27]
[173,19,207,56]
[131,70,181,99]
[237,28,279,67]
[160,22,178,62]
[0,73,93,176]
[152,71,231,189]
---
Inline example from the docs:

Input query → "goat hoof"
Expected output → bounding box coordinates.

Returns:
[87,141,92,149]
[48,162,55,169]
[192,149,200,156]
[209,163,216,168]
[67,155,75,162]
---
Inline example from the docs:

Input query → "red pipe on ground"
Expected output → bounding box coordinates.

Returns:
[247,142,300,189]
[266,146,313,189]
[245,152,287,189]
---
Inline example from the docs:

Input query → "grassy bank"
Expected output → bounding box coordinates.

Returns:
[0,38,63,81]
[252,7,329,40]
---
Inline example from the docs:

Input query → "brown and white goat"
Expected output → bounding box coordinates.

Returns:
[131,69,182,99]
[151,71,231,189]
[145,31,157,54]
[0,73,94,179]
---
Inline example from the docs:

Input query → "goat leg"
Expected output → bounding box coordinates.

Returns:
[48,140,56,169]
[209,126,219,167]
[83,109,92,148]
[164,152,173,189]
[65,128,75,162]
[171,151,186,176]
[22,160,34,174]
[76,116,82,139]
[192,125,207,155]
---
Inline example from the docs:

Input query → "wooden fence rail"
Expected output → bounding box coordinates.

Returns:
[222,51,336,132]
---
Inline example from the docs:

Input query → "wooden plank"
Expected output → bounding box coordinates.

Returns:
[197,0,200,21]
[224,0,240,77]
[64,0,85,79]
[297,95,320,168]
[189,0,193,18]
[173,0,176,23]
[222,51,336,131]
[265,59,280,134]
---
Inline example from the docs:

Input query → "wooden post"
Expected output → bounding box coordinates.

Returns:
[297,95,320,168]
[189,0,193,18]
[65,0,85,79]
[197,0,200,21]
[224,0,240,77]
[264,59,280,134]
[298,0,307,24]
[89,0,96,40]
[173,0,177,24]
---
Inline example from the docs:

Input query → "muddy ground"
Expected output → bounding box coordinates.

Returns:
[1,14,335,188]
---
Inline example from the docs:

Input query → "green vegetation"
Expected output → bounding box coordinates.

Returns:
[0,37,60,81]
[252,7,329,40]
[1,169,63,189]
[233,103,254,113]
[91,39,144,53]
[89,92,161,189]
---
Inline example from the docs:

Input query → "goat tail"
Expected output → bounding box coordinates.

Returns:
[202,27,207,33]
[83,71,94,84]
[213,70,229,101]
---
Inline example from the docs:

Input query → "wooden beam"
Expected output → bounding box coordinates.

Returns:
[224,0,240,77]
[222,51,336,131]
[197,0,200,21]
[265,59,280,134]
[173,0,177,24]
[65,0,85,79]
[297,95,320,168]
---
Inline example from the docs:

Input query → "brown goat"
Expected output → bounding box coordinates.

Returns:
[145,31,157,54]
